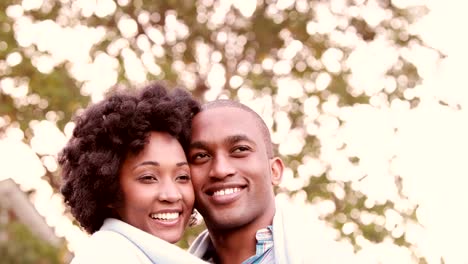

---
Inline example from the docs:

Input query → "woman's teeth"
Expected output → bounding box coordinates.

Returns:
[150,212,179,220]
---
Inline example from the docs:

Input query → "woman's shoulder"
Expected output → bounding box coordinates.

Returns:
[71,230,151,264]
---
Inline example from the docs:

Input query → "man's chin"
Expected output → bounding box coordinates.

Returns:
[207,215,250,231]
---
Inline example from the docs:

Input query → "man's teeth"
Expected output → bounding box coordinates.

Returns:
[151,213,179,220]
[213,187,241,196]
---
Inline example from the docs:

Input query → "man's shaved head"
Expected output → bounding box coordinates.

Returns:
[201,99,274,158]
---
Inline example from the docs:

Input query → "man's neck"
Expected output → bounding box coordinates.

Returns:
[210,226,258,264]
[207,209,275,264]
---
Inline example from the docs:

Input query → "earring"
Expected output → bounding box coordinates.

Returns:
[189,209,202,227]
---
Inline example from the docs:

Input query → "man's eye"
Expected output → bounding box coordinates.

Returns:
[191,152,209,161]
[233,146,250,153]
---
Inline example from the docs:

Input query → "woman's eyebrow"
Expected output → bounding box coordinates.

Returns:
[176,161,189,167]
[133,161,188,170]
[132,161,159,170]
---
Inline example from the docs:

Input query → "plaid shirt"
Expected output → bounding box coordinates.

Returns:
[242,226,274,264]
[201,226,275,264]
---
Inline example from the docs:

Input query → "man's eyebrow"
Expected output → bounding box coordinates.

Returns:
[189,141,208,150]
[225,134,256,147]
[189,134,256,149]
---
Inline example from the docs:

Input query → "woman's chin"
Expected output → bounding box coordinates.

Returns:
[148,229,183,244]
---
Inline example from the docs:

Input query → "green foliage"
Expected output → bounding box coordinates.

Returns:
[177,222,207,249]
[0,221,66,264]
[0,0,433,260]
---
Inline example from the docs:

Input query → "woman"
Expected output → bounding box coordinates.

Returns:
[59,83,206,263]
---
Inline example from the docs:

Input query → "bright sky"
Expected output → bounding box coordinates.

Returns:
[0,1,467,263]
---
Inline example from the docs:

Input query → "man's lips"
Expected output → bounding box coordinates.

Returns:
[212,187,242,196]
[204,183,247,196]
[203,184,247,205]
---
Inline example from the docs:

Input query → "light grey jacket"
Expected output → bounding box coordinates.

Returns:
[189,197,339,263]
[71,218,207,264]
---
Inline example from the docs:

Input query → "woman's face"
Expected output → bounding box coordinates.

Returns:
[116,131,194,243]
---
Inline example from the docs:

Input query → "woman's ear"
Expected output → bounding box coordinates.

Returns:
[270,157,284,186]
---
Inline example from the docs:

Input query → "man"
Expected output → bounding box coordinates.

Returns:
[187,99,312,264]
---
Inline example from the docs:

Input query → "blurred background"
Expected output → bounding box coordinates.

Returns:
[0,0,467,263]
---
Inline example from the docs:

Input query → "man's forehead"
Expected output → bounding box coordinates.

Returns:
[191,107,262,137]
[193,106,255,123]
[191,105,274,156]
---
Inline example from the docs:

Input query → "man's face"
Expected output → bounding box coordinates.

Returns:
[188,107,282,230]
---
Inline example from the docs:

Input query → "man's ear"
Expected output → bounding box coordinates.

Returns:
[270,157,284,186]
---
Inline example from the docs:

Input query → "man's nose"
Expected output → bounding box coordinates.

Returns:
[209,154,235,179]
[158,180,182,202]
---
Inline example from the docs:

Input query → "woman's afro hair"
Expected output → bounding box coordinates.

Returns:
[58,83,200,234]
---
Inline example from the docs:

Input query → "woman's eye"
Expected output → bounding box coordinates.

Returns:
[139,175,157,182]
[176,175,191,182]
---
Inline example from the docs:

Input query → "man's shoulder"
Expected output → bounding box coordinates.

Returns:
[273,195,315,231]
[273,196,356,263]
